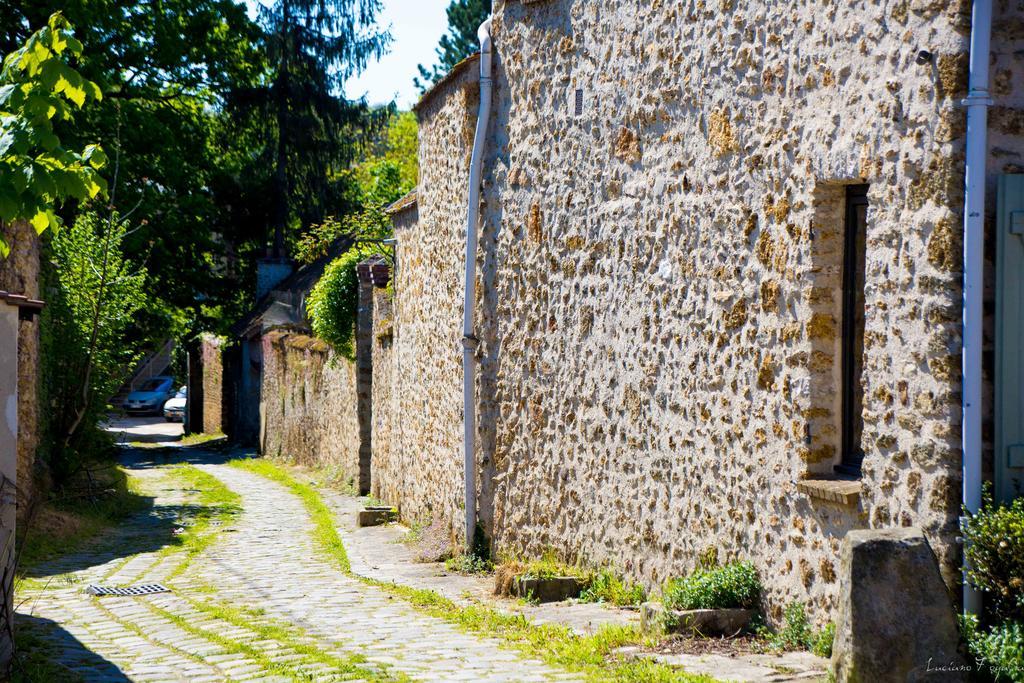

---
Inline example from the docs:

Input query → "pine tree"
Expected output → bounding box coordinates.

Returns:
[247,0,391,257]
[415,0,491,93]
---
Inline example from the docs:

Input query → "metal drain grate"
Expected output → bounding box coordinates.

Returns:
[85,583,170,597]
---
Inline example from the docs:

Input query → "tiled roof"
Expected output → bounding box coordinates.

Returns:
[229,236,354,339]
[0,290,43,310]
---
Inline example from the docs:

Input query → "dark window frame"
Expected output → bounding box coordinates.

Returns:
[836,184,869,479]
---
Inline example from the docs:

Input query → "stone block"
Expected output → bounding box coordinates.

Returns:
[509,576,582,603]
[640,602,755,636]
[357,506,397,527]
[832,527,966,682]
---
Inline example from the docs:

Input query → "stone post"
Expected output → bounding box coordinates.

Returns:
[831,527,967,682]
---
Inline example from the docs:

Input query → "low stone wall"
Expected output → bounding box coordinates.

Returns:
[259,332,365,488]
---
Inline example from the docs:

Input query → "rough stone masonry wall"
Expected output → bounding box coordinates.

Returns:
[0,220,40,526]
[200,334,224,435]
[471,0,1023,624]
[383,64,480,541]
[259,332,364,489]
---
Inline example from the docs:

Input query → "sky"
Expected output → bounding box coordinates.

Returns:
[242,0,450,110]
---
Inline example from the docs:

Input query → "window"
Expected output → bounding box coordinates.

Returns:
[836,184,868,478]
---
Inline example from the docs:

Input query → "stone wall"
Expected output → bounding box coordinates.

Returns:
[0,220,40,525]
[200,334,224,434]
[379,63,480,540]
[461,0,1024,624]
[364,0,1024,625]
[259,332,365,489]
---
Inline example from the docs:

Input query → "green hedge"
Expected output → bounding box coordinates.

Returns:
[964,493,1024,622]
[662,561,761,610]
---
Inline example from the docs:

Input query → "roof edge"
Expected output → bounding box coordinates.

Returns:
[386,189,418,215]
[413,53,481,114]
[0,291,44,309]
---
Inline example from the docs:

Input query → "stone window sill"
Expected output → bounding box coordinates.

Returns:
[796,478,862,506]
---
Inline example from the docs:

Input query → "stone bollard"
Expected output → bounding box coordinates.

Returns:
[831,527,968,682]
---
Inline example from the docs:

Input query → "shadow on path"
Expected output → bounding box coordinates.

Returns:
[119,442,251,470]
[13,613,127,682]
[104,415,183,445]
[20,444,254,580]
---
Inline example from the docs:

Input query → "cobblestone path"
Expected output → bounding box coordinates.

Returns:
[16,452,577,682]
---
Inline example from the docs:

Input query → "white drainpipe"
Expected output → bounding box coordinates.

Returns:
[961,0,992,616]
[462,17,493,550]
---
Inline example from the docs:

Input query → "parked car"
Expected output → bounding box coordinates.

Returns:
[124,376,175,416]
[163,386,187,422]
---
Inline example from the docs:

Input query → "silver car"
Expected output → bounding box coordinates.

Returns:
[163,386,187,422]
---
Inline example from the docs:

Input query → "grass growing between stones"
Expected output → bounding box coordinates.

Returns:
[142,600,334,681]
[91,599,212,670]
[239,458,716,683]
[230,458,351,571]
[181,596,409,682]
[365,579,713,683]
[162,464,243,581]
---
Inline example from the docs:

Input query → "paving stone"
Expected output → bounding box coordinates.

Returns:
[14,450,584,682]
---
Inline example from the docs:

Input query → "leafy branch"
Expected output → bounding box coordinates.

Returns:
[0,12,106,256]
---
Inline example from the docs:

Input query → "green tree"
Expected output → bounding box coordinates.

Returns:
[0,12,105,255]
[41,210,147,485]
[415,0,491,93]
[242,0,391,258]
[351,110,417,204]
[2,0,266,341]
[295,110,416,264]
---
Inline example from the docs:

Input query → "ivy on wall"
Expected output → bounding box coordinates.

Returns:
[306,249,367,361]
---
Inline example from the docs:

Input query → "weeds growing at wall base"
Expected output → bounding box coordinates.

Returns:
[240,458,714,682]
[756,602,835,658]
[662,561,761,611]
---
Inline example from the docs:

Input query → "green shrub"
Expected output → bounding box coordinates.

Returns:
[962,614,1024,682]
[42,211,148,485]
[662,561,761,610]
[769,602,813,650]
[306,249,365,360]
[445,554,494,575]
[580,569,648,607]
[812,622,836,658]
[963,492,1024,623]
